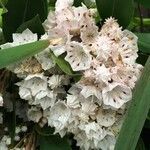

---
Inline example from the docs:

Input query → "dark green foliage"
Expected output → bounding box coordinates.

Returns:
[2,0,48,41]
[96,0,135,28]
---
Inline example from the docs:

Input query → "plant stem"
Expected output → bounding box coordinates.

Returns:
[137,3,144,32]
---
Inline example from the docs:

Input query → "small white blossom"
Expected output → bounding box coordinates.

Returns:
[21,126,28,132]
[102,83,132,108]
[14,135,20,142]
[46,101,71,134]
[96,109,116,127]
[1,29,37,49]
[27,106,42,123]
[33,90,57,110]
[97,135,116,150]
[16,74,48,97]
[35,49,55,70]
[66,94,80,108]
[15,127,21,134]
[55,0,74,12]
[48,75,68,89]
[65,42,92,71]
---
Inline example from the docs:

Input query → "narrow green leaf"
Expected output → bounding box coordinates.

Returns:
[115,56,150,150]
[83,0,96,8]
[39,135,71,150]
[73,0,84,6]
[0,40,49,69]
[16,15,45,36]
[96,0,134,28]
[51,52,74,75]
[135,33,150,54]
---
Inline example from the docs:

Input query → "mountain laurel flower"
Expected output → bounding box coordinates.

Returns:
[0,0,143,149]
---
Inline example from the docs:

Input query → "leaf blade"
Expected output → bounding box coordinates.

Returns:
[96,0,135,28]
[115,56,150,150]
[0,40,49,69]
[51,52,74,75]
[135,33,150,54]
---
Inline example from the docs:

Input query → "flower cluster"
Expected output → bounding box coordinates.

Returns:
[0,0,143,149]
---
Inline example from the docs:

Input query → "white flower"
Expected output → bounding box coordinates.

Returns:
[21,126,28,132]
[1,29,37,49]
[46,28,69,56]
[5,137,11,146]
[14,135,20,142]
[73,4,91,23]
[100,17,122,41]
[27,106,42,123]
[102,83,132,108]
[18,87,32,102]
[0,94,3,106]
[96,109,116,127]
[55,0,74,12]
[65,42,92,71]
[47,101,71,133]
[81,22,99,44]
[48,75,68,89]
[79,84,102,100]
[97,135,116,150]
[74,131,92,150]
[43,11,56,31]
[95,36,113,60]
[81,101,98,116]
[16,74,48,97]
[35,49,55,70]
[66,94,80,108]
[94,64,111,84]
[118,32,138,65]
[15,127,21,134]
[79,122,107,144]
[12,29,37,45]
[33,90,57,110]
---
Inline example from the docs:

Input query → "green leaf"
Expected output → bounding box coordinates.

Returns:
[136,138,145,150]
[0,0,8,13]
[135,0,150,8]
[39,135,71,150]
[51,52,74,75]
[84,0,96,8]
[115,56,150,150]
[96,0,135,28]
[135,33,150,54]
[2,0,48,41]
[73,0,84,6]
[136,52,149,66]
[0,40,49,69]
[16,15,45,36]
